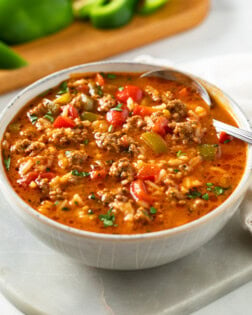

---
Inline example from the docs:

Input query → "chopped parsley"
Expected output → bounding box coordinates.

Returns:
[224,139,231,144]
[62,207,70,211]
[214,186,225,196]
[97,85,103,97]
[176,150,186,157]
[36,160,41,165]
[187,189,202,199]
[107,73,117,79]
[150,206,157,214]
[105,159,114,165]
[83,139,89,145]
[174,169,180,173]
[108,125,113,132]
[111,103,123,111]
[46,167,50,172]
[28,113,38,124]
[58,81,68,94]
[74,201,79,205]
[202,193,209,200]
[88,193,96,200]
[4,156,11,171]
[118,86,124,91]
[206,182,213,187]
[88,209,94,215]
[54,201,59,206]
[99,208,116,227]
[65,151,71,157]
[71,169,90,177]
[44,112,54,123]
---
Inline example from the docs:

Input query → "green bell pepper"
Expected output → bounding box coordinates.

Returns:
[138,0,169,15]
[0,41,27,69]
[141,131,168,154]
[0,0,73,44]
[90,0,138,29]
[73,0,103,19]
[198,144,218,160]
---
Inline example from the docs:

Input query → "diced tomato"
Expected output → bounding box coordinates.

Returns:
[106,106,129,127]
[76,84,89,93]
[152,117,171,136]
[95,73,105,86]
[137,165,161,182]
[219,131,233,144]
[178,87,189,98]
[130,180,154,204]
[62,105,79,119]
[133,105,155,117]
[90,169,106,180]
[53,116,75,128]
[18,171,39,187]
[116,85,143,103]
[39,172,55,180]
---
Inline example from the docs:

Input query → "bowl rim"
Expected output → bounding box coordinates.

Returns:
[0,60,251,241]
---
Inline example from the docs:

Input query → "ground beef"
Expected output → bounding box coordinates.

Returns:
[25,141,46,156]
[35,177,50,195]
[65,150,88,169]
[28,102,47,117]
[94,131,140,155]
[10,139,31,153]
[123,115,147,131]
[169,121,203,144]
[97,94,116,112]
[164,99,187,121]
[35,118,51,131]
[145,85,162,102]
[145,86,174,103]
[109,158,135,185]
[97,187,129,204]
[45,128,88,146]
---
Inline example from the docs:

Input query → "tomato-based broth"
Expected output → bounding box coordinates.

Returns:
[1,72,247,234]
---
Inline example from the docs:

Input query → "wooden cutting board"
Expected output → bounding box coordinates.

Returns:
[0,0,210,95]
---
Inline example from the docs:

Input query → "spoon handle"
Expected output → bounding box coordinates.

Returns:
[213,119,252,145]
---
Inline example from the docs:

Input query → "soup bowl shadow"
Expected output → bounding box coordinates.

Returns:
[0,61,251,270]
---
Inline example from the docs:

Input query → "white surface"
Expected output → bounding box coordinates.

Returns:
[0,0,252,313]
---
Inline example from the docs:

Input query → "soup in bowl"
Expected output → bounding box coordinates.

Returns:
[0,62,251,270]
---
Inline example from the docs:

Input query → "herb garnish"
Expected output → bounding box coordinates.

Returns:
[58,81,68,95]
[108,125,113,132]
[28,113,38,124]
[71,169,90,177]
[118,86,124,91]
[214,186,225,196]
[202,193,209,200]
[150,206,157,214]
[44,112,54,123]
[187,189,202,199]
[99,208,116,227]
[65,151,71,157]
[89,193,96,200]
[4,156,11,171]
[107,73,117,79]
[176,150,186,157]
[97,86,103,97]
[174,169,180,173]
[62,207,70,211]
[88,209,94,215]
[83,139,89,145]
[224,139,231,144]
[111,103,123,111]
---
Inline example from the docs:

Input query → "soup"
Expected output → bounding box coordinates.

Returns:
[1,72,247,234]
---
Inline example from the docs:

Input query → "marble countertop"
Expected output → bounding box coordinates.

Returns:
[0,0,251,313]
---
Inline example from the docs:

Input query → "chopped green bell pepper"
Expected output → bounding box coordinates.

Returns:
[141,131,168,154]
[90,0,138,29]
[0,41,27,69]
[81,111,102,122]
[138,0,169,15]
[198,144,218,160]
[0,0,73,44]
[73,0,103,19]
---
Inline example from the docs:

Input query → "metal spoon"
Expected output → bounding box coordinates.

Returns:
[141,69,252,145]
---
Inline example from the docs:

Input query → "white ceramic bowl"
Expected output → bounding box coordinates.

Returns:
[0,61,251,270]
